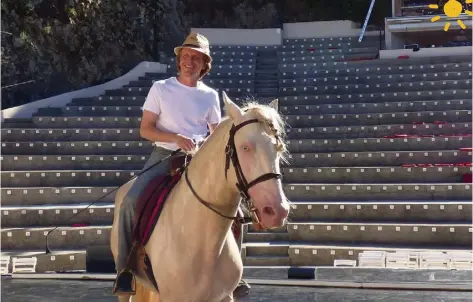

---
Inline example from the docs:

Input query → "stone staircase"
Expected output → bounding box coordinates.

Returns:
[254,50,279,98]
[1,35,472,273]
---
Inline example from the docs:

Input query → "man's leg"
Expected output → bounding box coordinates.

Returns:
[114,147,173,295]
[233,207,251,298]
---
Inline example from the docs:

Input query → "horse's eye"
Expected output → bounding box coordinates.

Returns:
[242,145,250,152]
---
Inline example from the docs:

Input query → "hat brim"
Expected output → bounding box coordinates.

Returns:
[174,46,212,63]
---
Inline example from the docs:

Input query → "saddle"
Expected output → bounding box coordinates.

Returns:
[118,154,191,294]
[134,154,189,246]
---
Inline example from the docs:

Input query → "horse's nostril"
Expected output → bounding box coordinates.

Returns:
[262,206,276,217]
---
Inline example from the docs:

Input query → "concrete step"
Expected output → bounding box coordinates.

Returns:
[255,92,278,98]
[140,74,254,82]
[281,99,472,115]
[285,110,472,128]
[254,83,278,89]
[279,46,380,58]
[286,201,472,223]
[31,98,469,121]
[68,95,245,107]
[1,225,112,250]
[1,186,118,206]
[4,150,464,171]
[126,79,253,88]
[279,52,379,64]
[167,64,254,75]
[30,116,141,128]
[37,106,143,117]
[69,96,145,106]
[279,79,471,96]
[1,154,146,171]
[286,122,472,139]
[0,249,87,273]
[287,136,470,153]
[279,55,471,72]
[28,110,470,130]
[1,118,35,129]
[242,255,291,266]
[253,87,278,95]
[287,150,473,167]
[167,57,255,65]
[242,243,470,266]
[280,88,471,106]
[1,141,152,155]
[245,243,289,257]
[1,204,114,227]
[280,70,472,87]
[285,183,471,201]
[255,70,278,76]
[1,128,143,142]
[255,78,278,84]
[280,62,472,79]
[105,86,253,97]
[281,38,379,51]
[2,169,139,187]
[245,222,471,248]
[282,166,471,184]
[3,136,470,155]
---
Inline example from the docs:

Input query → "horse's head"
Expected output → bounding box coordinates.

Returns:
[222,92,290,229]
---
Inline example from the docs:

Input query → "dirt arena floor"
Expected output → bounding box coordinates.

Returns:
[1,278,471,302]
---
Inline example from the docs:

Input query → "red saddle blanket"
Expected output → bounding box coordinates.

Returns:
[133,156,187,246]
[132,153,245,247]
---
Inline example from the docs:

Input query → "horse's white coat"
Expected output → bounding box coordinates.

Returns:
[110,93,289,302]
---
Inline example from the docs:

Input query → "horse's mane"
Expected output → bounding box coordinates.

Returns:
[190,99,289,164]
[222,100,289,163]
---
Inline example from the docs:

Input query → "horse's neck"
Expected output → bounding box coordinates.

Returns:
[165,119,240,254]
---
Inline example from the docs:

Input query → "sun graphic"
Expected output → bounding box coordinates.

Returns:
[429,0,473,31]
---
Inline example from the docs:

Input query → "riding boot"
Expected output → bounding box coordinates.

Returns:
[233,279,251,298]
[113,268,136,295]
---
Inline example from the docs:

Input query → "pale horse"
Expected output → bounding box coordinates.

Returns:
[110,92,290,302]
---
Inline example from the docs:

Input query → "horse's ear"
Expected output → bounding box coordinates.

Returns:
[268,99,279,111]
[222,91,243,121]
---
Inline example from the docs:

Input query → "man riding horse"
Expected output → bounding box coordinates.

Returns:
[113,32,251,298]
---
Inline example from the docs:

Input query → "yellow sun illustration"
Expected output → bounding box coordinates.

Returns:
[429,0,473,31]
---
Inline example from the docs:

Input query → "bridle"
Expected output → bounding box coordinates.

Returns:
[184,118,282,225]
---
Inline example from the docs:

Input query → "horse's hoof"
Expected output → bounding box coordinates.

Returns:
[112,269,136,296]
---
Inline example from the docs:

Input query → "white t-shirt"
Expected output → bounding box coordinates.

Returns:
[142,77,221,150]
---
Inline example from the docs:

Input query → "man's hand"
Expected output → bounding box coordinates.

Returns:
[175,134,195,152]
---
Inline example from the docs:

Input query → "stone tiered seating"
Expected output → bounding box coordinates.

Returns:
[1,34,472,273]
[241,36,472,267]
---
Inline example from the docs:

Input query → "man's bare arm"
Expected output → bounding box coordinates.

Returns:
[140,110,195,151]
[140,110,178,142]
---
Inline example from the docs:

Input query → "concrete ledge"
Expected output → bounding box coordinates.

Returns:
[242,266,472,283]
[386,14,473,32]
[190,28,282,46]
[1,61,167,122]
[282,21,380,39]
[9,272,471,291]
[380,46,473,59]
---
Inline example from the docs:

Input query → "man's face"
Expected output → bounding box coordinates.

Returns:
[178,48,205,79]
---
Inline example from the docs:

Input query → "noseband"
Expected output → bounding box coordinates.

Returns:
[184,119,282,225]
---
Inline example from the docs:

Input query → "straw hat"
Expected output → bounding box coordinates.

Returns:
[174,32,212,63]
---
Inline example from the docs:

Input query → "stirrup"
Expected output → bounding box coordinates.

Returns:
[112,269,136,296]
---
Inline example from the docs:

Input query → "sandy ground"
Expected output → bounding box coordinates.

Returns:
[1,278,471,302]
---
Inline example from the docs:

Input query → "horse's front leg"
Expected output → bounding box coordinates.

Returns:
[219,295,234,302]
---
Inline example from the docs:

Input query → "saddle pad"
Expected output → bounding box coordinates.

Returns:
[134,171,183,246]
